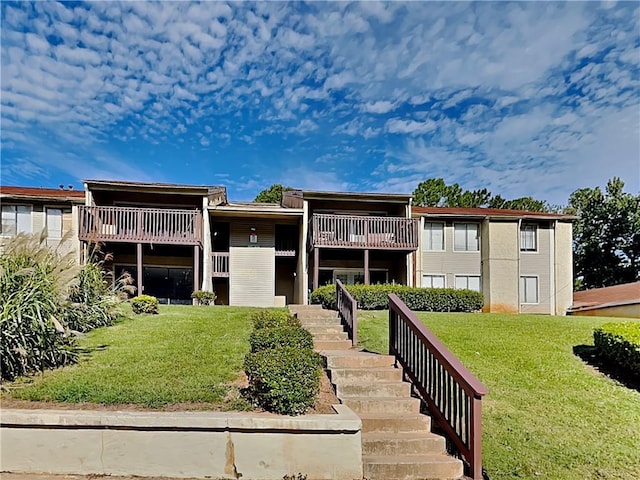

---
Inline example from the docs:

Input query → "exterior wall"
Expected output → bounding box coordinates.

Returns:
[420,221,481,288]
[308,199,405,217]
[230,219,275,248]
[229,246,275,307]
[568,303,640,319]
[1,406,362,480]
[554,221,573,315]
[519,222,552,314]
[481,220,519,313]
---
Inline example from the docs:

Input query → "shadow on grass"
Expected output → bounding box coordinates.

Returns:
[573,345,640,392]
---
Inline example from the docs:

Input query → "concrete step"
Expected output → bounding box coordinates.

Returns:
[336,381,411,398]
[363,454,464,480]
[324,351,396,369]
[305,325,346,335]
[291,309,338,320]
[362,432,446,456]
[360,414,432,434]
[300,316,342,326]
[312,332,350,341]
[329,367,403,383]
[342,397,421,414]
[314,340,352,351]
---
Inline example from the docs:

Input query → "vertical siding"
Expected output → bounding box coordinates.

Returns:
[520,223,551,314]
[229,246,275,307]
[229,219,275,248]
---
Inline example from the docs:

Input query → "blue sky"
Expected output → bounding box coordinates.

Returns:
[1,1,638,204]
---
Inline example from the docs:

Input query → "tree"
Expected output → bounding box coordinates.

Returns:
[254,184,293,203]
[569,177,640,289]
[412,178,548,211]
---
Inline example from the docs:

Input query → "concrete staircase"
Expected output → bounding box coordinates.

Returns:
[289,305,464,480]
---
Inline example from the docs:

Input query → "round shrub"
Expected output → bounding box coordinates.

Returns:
[244,347,321,415]
[249,326,314,353]
[131,295,159,314]
[250,309,301,329]
[191,290,217,305]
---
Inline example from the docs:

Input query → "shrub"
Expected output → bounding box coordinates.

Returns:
[249,326,314,353]
[310,283,484,312]
[244,347,321,415]
[191,290,217,305]
[131,295,159,315]
[594,322,640,378]
[0,233,78,381]
[250,309,301,329]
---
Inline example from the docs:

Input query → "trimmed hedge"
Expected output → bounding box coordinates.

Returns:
[310,283,484,312]
[191,290,217,305]
[250,309,301,329]
[249,326,314,353]
[131,295,159,314]
[594,322,640,378]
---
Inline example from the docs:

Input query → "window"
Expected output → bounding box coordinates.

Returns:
[423,275,445,288]
[520,224,537,251]
[455,275,481,292]
[423,222,444,250]
[46,208,63,239]
[520,276,539,304]
[454,223,479,251]
[1,205,31,235]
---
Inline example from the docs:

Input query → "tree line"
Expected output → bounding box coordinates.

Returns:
[253,177,640,291]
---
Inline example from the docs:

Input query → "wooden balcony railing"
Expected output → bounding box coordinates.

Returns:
[310,214,418,250]
[336,279,357,346]
[78,206,202,246]
[212,252,229,277]
[389,294,488,480]
[275,237,297,257]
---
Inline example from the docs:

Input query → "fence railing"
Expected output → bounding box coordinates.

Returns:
[311,214,418,250]
[211,252,230,277]
[388,294,488,480]
[336,279,357,346]
[78,206,202,246]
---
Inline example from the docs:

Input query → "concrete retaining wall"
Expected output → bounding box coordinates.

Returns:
[1,405,363,480]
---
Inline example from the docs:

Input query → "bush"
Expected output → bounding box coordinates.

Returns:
[191,290,217,305]
[249,326,314,353]
[310,283,484,312]
[250,309,301,329]
[131,295,159,314]
[594,322,640,378]
[244,347,321,415]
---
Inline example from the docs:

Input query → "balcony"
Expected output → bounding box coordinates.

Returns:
[212,252,229,277]
[78,206,203,246]
[310,214,419,250]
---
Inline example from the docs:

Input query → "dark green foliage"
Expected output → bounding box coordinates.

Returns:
[310,283,484,312]
[249,326,314,353]
[569,177,640,289]
[191,290,217,305]
[250,309,301,329]
[254,184,293,203]
[594,322,640,378]
[244,347,321,415]
[131,295,159,314]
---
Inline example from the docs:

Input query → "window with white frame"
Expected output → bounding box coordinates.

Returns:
[520,276,539,304]
[455,275,481,292]
[454,223,479,251]
[520,224,537,251]
[423,222,444,251]
[423,275,446,288]
[46,208,63,239]
[1,205,32,236]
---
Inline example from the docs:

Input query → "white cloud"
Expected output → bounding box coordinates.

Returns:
[385,118,437,136]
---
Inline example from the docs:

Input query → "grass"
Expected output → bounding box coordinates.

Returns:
[4,305,257,409]
[357,311,640,480]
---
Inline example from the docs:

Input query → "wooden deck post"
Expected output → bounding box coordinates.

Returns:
[193,245,200,304]
[313,247,319,291]
[364,249,370,285]
[136,243,143,296]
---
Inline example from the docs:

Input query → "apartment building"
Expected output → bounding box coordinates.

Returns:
[413,207,575,315]
[0,186,84,257]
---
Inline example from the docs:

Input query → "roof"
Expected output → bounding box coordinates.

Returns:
[1,186,85,202]
[211,201,303,218]
[569,281,640,312]
[295,189,412,203]
[412,206,576,220]
[84,180,225,197]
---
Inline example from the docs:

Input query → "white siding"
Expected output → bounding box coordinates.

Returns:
[229,246,275,307]
[230,220,275,248]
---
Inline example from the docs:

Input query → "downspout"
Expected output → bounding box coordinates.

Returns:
[301,200,309,304]
[201,197,212,292]
[517,218,522,313]
[550,220,557,315]
[407,199,414,287]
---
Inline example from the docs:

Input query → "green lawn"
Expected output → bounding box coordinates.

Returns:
[5,305,256,409]
[358,311,640,480]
